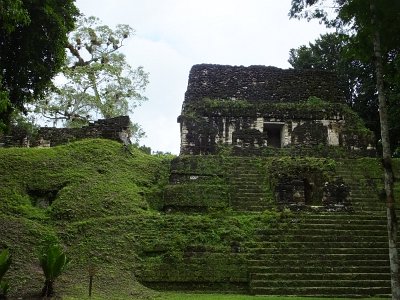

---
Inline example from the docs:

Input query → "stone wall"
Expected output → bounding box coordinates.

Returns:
[0,116,131,147]
[178,64,375,156]
[184,64,346,104]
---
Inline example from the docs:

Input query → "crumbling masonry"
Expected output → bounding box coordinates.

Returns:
[178,64,374,156]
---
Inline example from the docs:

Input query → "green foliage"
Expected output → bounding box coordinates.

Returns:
[0,249,11,282]
[289,1,400,150]
[203,98,253,111]
[136,210,291,289]
[2,138,396,298]
[0,281,9,299]
[0,87,11,133]
[0,139,171,222]
[306,96,325,106]
[35,15,149,140]
[0,0,79,130]
[171,155,229,175]
[0,248,11,298]
[265,157,337,205]
[39,242,70,297]
[164,183,229,209]
[162,294,384,300]
[265,157,336,185]
[290,3,400,294]
[288,33,382,146]
[0,140,173,298]
[39,243,70,280]
[0,215,59,298]
[0,0,30,34]
[183,98,254,117]
[186,96,372,137]
[289,33,349,72]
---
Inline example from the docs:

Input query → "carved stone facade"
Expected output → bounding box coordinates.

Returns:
[0,116,131,148]
[178,64,375,156]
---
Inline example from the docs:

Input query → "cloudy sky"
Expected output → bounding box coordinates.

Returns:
[75,0,331,154]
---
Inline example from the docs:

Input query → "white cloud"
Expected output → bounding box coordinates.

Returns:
[75,0,332,154]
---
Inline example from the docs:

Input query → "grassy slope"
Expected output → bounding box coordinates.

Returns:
[0,139,284,299]
[1,139,399,299]
[0,139,171,299]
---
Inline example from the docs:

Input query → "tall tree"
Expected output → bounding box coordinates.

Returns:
[288,33,381,143]
[370,3,400,297]
[0,0,79,132]
[35,16,149,140]
[290,0,400,298]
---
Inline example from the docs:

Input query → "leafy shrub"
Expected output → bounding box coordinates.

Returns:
[39,243,70,297]
[0,249,11,299]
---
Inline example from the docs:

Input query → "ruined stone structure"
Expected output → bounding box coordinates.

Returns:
[171,64,378,212]
[138,67,388,295]
[0,116,131,147]
[178,64,374,156]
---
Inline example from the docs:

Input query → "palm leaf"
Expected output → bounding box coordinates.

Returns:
[39,244,70,281]
[0,280,10,295]
[0,249,11,281]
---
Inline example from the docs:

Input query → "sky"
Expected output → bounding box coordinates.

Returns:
[75,0,331,154]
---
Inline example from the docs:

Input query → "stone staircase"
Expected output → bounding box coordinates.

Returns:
[156,156,397,296]
[335,159,387,214]
[229,158,273,212]
[245,159,393,297]
[246,213,391,297]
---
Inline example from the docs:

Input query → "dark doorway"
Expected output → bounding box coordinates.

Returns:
[264,123,284,148]
[304,179,313,205]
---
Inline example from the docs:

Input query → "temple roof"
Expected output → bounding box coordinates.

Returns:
[183,64,345,105]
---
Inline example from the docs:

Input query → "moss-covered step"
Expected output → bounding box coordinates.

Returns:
[250,272,390,281]
[250,286,390,296]
[250,279,390,288]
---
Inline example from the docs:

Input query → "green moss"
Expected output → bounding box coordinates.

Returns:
[164,184,229,209]
[265,157,336,185]
[0,139,397,299]
[171,156,229,175]
[0,139,173,298]
[0,139,172,222]
[135,212,287,286]
[0,215,59,296]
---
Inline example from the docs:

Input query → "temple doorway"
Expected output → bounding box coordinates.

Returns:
[264,122,284,148]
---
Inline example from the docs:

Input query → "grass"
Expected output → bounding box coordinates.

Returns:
[0,139,173,298]
[0,139,397,299]
[64,292,388,300]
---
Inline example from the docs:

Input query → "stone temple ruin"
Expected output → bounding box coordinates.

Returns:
[178,64,374,156]
[1,64,393,296]
[136,65,392,296]
[0,115,131,148]
[167,64,377,213]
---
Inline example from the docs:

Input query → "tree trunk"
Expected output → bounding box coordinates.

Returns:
[89,275,93,297]
[370,2,400,299]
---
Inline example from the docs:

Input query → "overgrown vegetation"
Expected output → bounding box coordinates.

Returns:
[0,139,172,298]
[1,139,400,298]
[0,249,11,299]
[181,96,374,158]
[39,243,70,297]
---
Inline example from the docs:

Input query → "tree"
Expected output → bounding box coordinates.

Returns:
[39,243,70,297]
[370,5,400,297]
[35,16,149,140]
[288,33,381,144]
[290,0,400,298]
[0,0,79,132]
